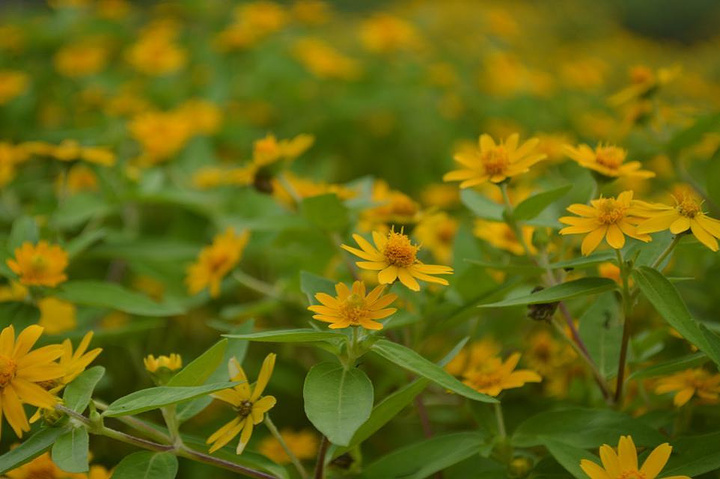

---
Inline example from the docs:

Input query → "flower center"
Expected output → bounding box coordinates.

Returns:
[208,250,231,272]
[596,198,626,225]
[677,198,701,218]
[236,400,254,418]
[481,147,510,176]
[466,370,503,390]
[339,293,366,325]
[30,254,48,273]
[0,355,17,388]
[630,66,654,85]
[618,471,646,479]
[595,147,625,170]
[383,232,418,268]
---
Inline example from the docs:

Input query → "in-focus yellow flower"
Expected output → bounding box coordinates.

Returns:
[308,280,397,330]
[38,297,77,335]
[6,451,85,479]
[559,191,651,255]
[258,429,319,464]
[0,325,63,439]
[636,187,720,252]
[462,353,541,397]
[473,219,536,256]
[7,241,69,287]
[186,228,250,298]
[564,143,654,180]
[444,133,546,188]
[144,354,183,374]
[580,436,689,479]
[57,332,103,385]
[655,368,720,407]
[207,354,277,455]
[342,230,453,291]
[53,42,107,78]
[0,70,29,105]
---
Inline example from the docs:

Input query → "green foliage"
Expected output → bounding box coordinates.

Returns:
[63,366,105,413]
[0,427,69,474]
[112,452,178,479]
[301,193,349,231]
[52,428,89,474]
[168,339,227,387]
[57,281,185,316]
[513,185,572,221]
[578,292,622,378]
[479,278,617,308]
[104,383,239,417]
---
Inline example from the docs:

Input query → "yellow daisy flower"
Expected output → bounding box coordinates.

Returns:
[655,368,720,407]
[636,188,720,252]
[308,280,397,330]
[580,435,689,479]
[0,325,64,439]
[443,133,546,188]
[186,228,250,298]
[564,143,655,180]
[341,230,453,291]
[207,354,277,455]
[461,352,541,397]
[559,191,651,256]
[7,241,69,287]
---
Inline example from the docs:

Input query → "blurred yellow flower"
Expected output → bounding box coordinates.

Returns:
[564,143,654,180]
[342,230,453,291]
[0,142,29,187]
[7,241,69,287]
[445,338,501,377]
[5,451,85,479]
[291,0,331,26]
[62,165,99,194]
[0,70,29,105]
[38,298,77,335]
[580,436,688,479]
[308,280,397,330]
[655,368,720,407]
[462,353,541,397]
[609,65,680,106]
[125,31,186,76]
[559,191,650,255]
[413,212,458,264]
[473,219,536,256]
[128,111,193,164]
[258,428,319,464]
[444,133,546,188]
[177,99,223,135]
[359,14,421,53]
[144,353,183,373]
[186,228,250,297]
[359,180,421,232]
[54,42,108,78]
[208,354,277,455]
[292,38,361,80]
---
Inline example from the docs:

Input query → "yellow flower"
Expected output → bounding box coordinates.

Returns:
[564,143,655,180]
[580,436,689,479]
[7,241,69,287]
[128,111,193,164]
[609,65,680,106]
[462,353,541,397]
[125,32,186,76]
[291,0,331,25]
[62,165,99,195]
[636,187,720,252]
[292,38,361,80]
[258,429,319,464]
[473,219,536,256]
[0,325,64,439]
[308,280,397,330]
[359,14,421,53]
[0,142,29,187]
[144,354,183,373]
[359,180,421,232]
[6,451,85,479]
[0,70,29,105]
[559,191,651,255]
[0,281,28,302]
[207,354,277,455]
[655,368,720,407]
[38,297,77,335]
[342,230,453,291]
[444,133,546,188]
[58,332,103,385]
[176,99,223,135]
[271,172,355,208]
[53,42,107,78]
[413,212,458,264]
[445,338,501,377]
[80,146,116,166]
[186,228,250,298]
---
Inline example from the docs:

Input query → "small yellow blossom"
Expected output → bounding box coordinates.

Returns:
[0,70,29,105]
[308,280,397,330]
[125,31,186,76]
[444,133,546,188]
[128,111,193,164]
[342,230,453,291]
[413,212,458,264]
[144,354,183,373]
[38,298,77,335]
[7,241,69,287]
[655,368,720,407]
[207,354,277,455]
[62,165,99,195]
[359,180,421,232]
[473,219,536,256]
[359,14,421,53]
[445,338,502,377]
[292,38,361,80]
[462,353,541,397]
[609,65,680,106]
[6,452,85,479]
[564,143,654,180]
[291,0,331,25]
[0,142,29,187]
[559,191,651,255]
[176,99,223,135]
[186,228,250,298]
[580,436,688,479]
[259,429,319,464]
[54,42,108,78]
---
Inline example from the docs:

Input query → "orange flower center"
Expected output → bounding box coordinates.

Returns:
[595,147,624,170]
[208,251,231,272]
[677,198,701,218]
[30,254,49,273]
[596,198,627,225]
[339,293,367,324]
[383,232,418,267]
[618,471,646,479]
[481,147,510,176]
[0,355,17,388]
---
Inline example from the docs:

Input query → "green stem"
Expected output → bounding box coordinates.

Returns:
[265,416,309,479]
[313,436,329,479]
[500,183,535,260]
[614,249,634,404]
[650,234,682,270]
[233,270,284,300]
[494,402,506,439]
[161,405,183,447]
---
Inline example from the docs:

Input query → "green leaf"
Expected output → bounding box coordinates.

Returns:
[168,339,227,387]
[464,259,545,275]
[370,340,496,403]
[460,189,504,221]
[50,193,112,230]
[224,329,347,345]
[300,271,337,304]
[633,266,720,367]
[547,251,616,270]
[65,229,107,259]
[663,431,720,477]
[543,438,598,479]
[578,292,622,378]
[112,452,178,479]
[303,362,374,446]
[301,193,349,231]
[0,427,68,474]
[63,366,105,413]
[629,352,708,380]
[362,433,484,479]
[478,278,616,308]
[7,216,38,252]
[512,408,664,448]
[104,382,238,417]
[666,111,720,154]
[0,301,40,329]
[52,428,89,473]
[56,281,185,317]
[513,185,572,221]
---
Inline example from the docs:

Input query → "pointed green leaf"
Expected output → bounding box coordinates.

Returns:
[52,428,89,473]
[64,366,105,413]
[479,278,616,308]
[543,438,598,479]
[168,339,227,387]
[0,427,69,474]
[224,329,347,344]
[513,185,572,221]
[301,193,349,231]
[104,382,238,417]
[629,352,708,380]
[112,452,178,479]
[56,281,185,317]
[578,292,622,378]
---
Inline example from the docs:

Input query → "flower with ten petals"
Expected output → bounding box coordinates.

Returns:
[308,280,397,330]
[7,241,69,287]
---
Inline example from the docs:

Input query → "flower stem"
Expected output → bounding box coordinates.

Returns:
[313,436,330,479]
[233,270,283,299]
[650,234,682,270]
[615,249,634,404]
[265,415,309,479]
[494,402,506,438]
